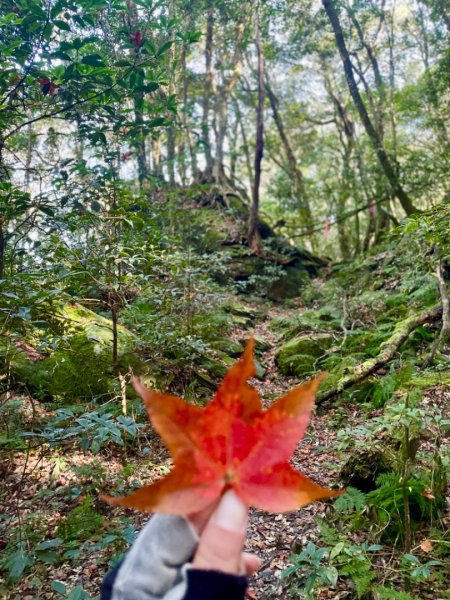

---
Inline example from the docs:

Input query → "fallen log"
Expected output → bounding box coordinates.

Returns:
[317,304,443,405]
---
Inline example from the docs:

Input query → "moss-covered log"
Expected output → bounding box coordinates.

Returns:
[317,304,443,405]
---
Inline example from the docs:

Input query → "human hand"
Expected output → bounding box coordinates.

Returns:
[189,490,261,576]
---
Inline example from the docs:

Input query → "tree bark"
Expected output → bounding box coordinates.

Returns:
[127,1,148,189]
[317,305,443,405]
[233,96,253,188]
[181,40,198,180]
[248,0,265,252]
[265,77,316,248]
[213,19,245,183]
[201,1,215,177]
[322,0,419,216]
[135,100,148,188]
[0,217,5,280]
[423,261,450,365]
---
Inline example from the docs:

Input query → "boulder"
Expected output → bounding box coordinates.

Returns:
[178,189,327,300]
[275,333,334,376]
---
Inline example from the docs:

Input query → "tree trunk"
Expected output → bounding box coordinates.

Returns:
[166,127,176,185]
[213,18,244,184]
[322,0,419,216]
[248,0,265,252]
[266,77,316,248]
[151,137,162,177]
[201,1,215,178]
[0,217,5,280]
[233,96,253,188]
[111,305,119,376]
[181,41,198,180]
[135,99,148,189]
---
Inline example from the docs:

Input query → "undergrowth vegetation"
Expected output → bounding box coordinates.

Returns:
[1,202,449,598]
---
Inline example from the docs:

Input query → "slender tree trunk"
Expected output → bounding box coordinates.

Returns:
[202,1,214,178]
[181,41,198,180]
[24,123,33,188]
[229,112,239,179]
[0,217,5,280]
[322,0,419,216]
[233,96,253,188]
[266,77,316,249]
[214,86,228,183]
[387,14,398,158]
[166,128,176,185]
[127,1,148,189]
[152,137,162,177]
[135,100,148,189]
[248,0,264,251]
[213,18,244,184]
[166,2,176,185]
[111,305,119,376]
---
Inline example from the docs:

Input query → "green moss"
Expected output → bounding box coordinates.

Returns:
[209,337,244,357]
[61,303,137,352]
[267,266,310,301]
[275,333,334,376]
[409,370,450,389]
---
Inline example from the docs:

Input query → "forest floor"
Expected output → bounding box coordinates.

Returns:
[1,297,449,599]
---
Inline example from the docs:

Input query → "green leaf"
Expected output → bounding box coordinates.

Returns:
[54,19,71,31]
[147,117,166,128]
[144,81,159,93]
[81,54,105,67]
[403,553,420,564]
[39,206,55,217]
[319,565,338,586]
[155,40,173,57]
[114,59,132,67]
[52,51,71,61]
[7,549,33,579]
[66,587,86,600]
[330,542,345,560]
[36,538,63,550]
[52,580,67,595]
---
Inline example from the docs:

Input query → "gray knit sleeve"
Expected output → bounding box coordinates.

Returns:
[111,515,198,600]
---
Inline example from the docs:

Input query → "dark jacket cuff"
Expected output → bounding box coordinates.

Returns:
[183,569,248,600]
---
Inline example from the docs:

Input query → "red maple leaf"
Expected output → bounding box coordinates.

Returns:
[37,78,56,95]
[130,31,142,47]
[103,340,343,514]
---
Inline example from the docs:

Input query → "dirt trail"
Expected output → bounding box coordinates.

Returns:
[230,303,345,599]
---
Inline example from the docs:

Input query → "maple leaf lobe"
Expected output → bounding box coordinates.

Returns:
[103,340,343,514]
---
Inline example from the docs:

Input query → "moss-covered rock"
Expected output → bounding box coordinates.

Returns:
[1,304,141,403]
[269,307,341,340]
[222,299,259,328]
[178,188,327,300]
[209,337,244,357]
[184,206,242,252]
[267,266,310,301]
[275,333,334,376]
[340,444,398,492]
[61,303,137,352]
[253,335,271,354]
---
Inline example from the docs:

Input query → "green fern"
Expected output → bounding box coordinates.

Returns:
[334,487,367,513]
[372,586,419,600]
[339,557,374,598]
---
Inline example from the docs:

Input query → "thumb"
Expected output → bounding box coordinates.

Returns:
[192,490,248,575]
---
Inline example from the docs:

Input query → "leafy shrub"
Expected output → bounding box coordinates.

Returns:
[26,407,144,454]
[366,472,440,538]
[26,334,114,403]
[56,497,104,543]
